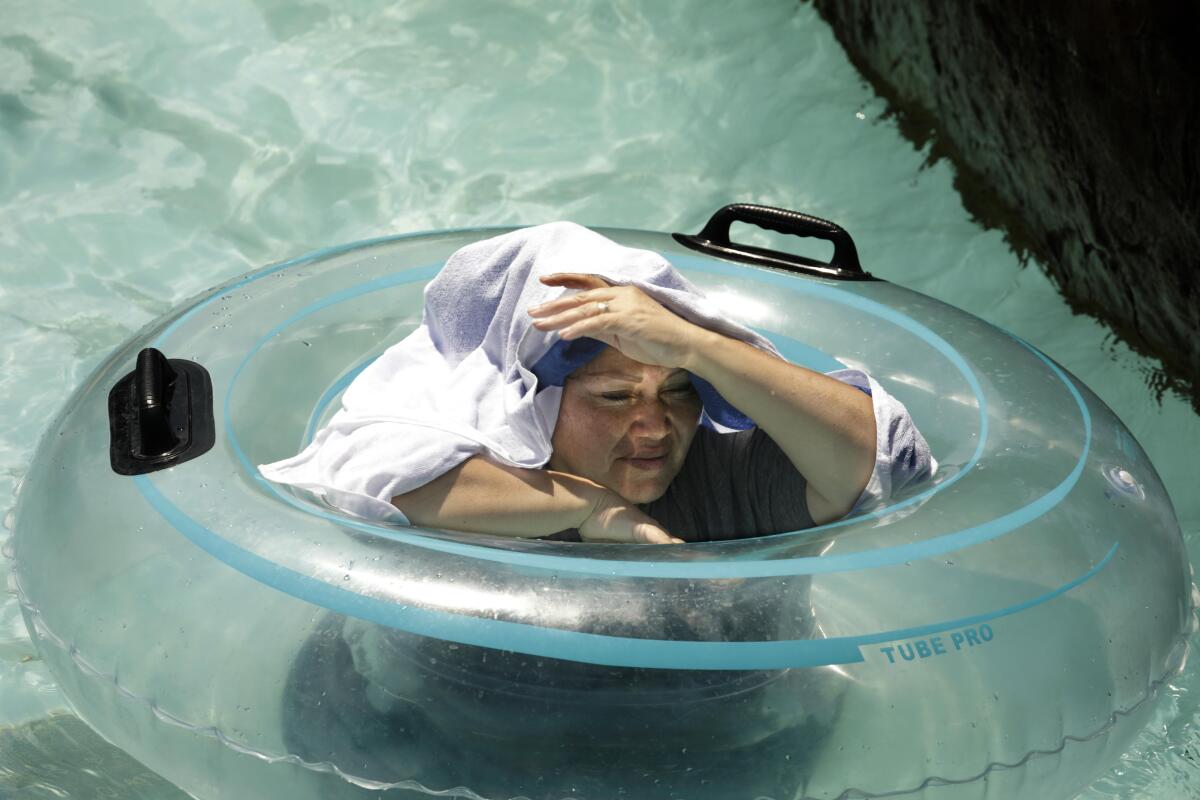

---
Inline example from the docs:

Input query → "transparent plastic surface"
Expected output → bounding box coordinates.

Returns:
[12,228,1195,800]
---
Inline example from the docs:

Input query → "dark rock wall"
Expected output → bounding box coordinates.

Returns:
[813,0,1200,408]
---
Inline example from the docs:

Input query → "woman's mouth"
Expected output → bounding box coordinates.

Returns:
[624,453,667,470]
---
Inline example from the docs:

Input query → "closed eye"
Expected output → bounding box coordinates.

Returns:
[597,386,694,402]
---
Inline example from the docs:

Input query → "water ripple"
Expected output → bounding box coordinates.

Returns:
[0,1,1196,798]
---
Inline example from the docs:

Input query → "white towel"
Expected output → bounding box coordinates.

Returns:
[830,369,938,511]
[259,222,934,523]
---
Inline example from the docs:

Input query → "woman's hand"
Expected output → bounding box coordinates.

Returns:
[528,273,704,369]
[580,489,684,545]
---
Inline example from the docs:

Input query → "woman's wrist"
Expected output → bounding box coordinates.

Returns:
[563,473,613,529]
[680,327,733,377]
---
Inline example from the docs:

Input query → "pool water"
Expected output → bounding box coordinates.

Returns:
[1,1,1197,798]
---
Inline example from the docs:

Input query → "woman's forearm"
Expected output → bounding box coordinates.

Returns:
[684,331,877,519]
[392,457,682,544]
[391,457,603,536]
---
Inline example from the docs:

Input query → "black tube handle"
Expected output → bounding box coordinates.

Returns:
[673,203,871,280]
[699,205,862,271]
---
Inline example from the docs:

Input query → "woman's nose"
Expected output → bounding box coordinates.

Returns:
[628,397,671,436]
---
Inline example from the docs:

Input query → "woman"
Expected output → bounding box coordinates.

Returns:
[395,272,890,544]
[262,222,934,544]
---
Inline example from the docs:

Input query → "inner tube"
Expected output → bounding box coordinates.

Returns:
[12,206,1196,800]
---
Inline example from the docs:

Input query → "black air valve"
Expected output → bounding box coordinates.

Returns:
[108,348,215,475]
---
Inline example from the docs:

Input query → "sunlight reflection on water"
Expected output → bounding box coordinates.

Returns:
[1,1,1196,798]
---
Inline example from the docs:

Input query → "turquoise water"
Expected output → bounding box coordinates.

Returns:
[1,1,1197,797]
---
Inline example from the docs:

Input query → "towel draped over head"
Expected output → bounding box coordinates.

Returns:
[259,222,786,521]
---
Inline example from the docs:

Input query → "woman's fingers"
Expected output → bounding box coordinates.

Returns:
[529,274,615,318]
[529,291,611,319]
[630,521,669,544]
[555,316,610,341]
[528,297,607,320]
[529,280,700,368]
[529,301,612,336]
[529,286,618,339]
[634,525,682,545]
[539,273,611,290]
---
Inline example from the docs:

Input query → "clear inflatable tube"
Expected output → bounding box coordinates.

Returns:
[12,226,1197,800]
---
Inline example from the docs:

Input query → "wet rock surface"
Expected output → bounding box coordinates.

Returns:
[814,0,1200,408]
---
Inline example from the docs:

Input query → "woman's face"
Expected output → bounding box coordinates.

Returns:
[549,347,702,504]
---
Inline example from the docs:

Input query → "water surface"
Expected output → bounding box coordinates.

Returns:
[1,1,1197,797]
